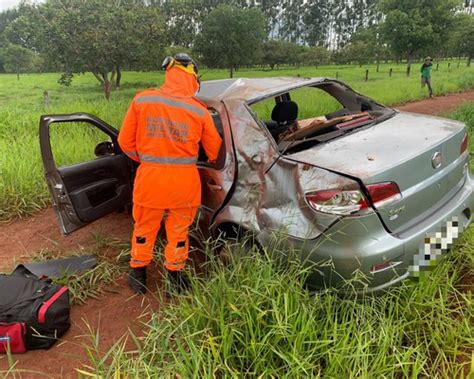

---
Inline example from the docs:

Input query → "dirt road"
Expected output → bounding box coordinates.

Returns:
[0,90,473,378]
[395,90,474,115]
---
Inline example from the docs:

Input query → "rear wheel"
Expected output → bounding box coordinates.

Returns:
[214,223,261,264]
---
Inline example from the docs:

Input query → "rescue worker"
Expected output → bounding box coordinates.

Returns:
[118,53,222,295]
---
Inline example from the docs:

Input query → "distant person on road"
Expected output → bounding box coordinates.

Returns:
[118,53,222,295]
[421,57,434,98]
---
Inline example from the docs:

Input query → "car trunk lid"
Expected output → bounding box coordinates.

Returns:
[287,112,468,233]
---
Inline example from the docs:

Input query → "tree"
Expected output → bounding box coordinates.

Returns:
[349,26,389,69]
[333,41,373,66]
[279,0,306,43]
[257,0,281,39]
[5,0,166,99]
[300,46,331,66]
[3,13,39,51]
[379,0,462,76]
[451,14,474,66]
[159,1,209,48]
[302,0,380,50]
[303,0,330,47]
[261,40,306,69]
[1,44,36,79]
[0,8,19,36]
[194,5,266,78]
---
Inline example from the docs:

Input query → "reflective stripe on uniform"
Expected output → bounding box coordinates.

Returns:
[131,258,147,264]
[138,154,197,165]
[135,95,205,117]
[130,258,149,268]
[165,261,186,271]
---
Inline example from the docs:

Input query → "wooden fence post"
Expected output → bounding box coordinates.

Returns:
[436,63,439,71]
[336,71,339,79]
[43,90,49,108]
[365,69,369,82]
[389,68,392,77]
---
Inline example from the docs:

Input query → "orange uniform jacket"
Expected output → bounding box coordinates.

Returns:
[118,68,222,209]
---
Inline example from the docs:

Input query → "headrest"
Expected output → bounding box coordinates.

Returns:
[271,101,298,125]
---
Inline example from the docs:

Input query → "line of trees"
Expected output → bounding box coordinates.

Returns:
[0,0,473,98]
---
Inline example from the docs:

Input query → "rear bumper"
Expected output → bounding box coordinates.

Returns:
[296,173,474,292]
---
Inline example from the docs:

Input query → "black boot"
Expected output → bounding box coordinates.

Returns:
[167,270,190,295]
[129,267,147,294]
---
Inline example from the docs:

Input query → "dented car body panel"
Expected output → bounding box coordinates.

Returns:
[40,77,474,292]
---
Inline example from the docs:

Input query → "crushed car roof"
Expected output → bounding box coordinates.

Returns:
[197,77,327,103]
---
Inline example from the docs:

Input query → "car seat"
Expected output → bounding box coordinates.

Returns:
[265,101,298,141]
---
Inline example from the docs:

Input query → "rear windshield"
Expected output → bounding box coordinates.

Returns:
[249,81,393,154]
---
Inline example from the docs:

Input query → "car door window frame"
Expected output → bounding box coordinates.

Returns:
[197,108,227,170]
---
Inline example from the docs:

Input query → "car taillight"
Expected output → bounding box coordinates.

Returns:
[366,182,402,208]
[460,132,468,155]
[305,189,371,216]
[306,182,402,216]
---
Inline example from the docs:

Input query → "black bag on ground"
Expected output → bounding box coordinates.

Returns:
[0,266,70,352]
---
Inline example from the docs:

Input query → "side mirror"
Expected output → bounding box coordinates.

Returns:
[94,141,114,157]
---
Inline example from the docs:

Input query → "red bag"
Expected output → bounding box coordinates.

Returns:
[0,322,27,353]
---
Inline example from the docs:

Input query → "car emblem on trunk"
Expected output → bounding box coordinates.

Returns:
[431,152,442,169]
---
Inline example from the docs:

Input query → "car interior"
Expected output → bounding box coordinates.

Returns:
[265,100,299,141]
[197,109,226,169]
[251,82,394,154]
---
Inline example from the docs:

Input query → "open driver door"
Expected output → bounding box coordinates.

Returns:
[39,113,134,235]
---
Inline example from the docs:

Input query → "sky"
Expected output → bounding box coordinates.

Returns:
[0,0,43,12]
[0,0,21,11]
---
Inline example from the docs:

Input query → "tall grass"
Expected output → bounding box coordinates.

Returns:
[81,227,473,378]
[0,61,473,220]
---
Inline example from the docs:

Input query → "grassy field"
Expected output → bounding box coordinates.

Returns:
[0,62,472,377]
[0,60,473,220]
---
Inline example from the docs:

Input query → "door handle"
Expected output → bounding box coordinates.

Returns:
[207,181,223,191]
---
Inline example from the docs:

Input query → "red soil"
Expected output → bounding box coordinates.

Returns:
[0,209,162,378]
[1,90,473,377]
[396,90,474,115]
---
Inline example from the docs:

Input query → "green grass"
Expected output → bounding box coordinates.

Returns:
[0,60,473,220]
[24,235,130,305]
[79,229,473,378]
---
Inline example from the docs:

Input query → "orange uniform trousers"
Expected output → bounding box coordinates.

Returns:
[130,205,198,271]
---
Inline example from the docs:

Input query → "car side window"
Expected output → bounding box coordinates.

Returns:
[197,109,226,169]
[50,121,113,167]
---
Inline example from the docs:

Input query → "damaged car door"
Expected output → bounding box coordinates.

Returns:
[196,104,236,232]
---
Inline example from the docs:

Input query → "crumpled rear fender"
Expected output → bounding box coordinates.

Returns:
[213,99,362,241]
